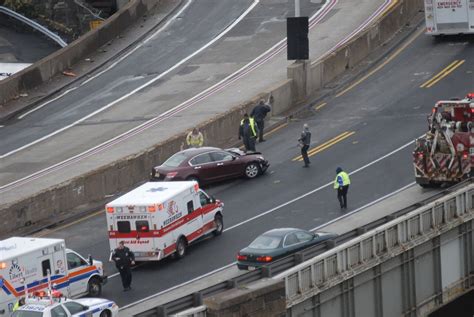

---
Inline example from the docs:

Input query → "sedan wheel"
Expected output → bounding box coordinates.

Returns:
[245,162,260,179]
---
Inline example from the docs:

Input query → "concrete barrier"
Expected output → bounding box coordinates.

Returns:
[308,0,423,95]
[0,0,160,107]
[1,0,423,238]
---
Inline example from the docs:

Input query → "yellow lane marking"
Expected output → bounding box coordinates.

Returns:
[264,122,288,138]
[335,26,425,98]
[292,131,355,161]
[314,102,327,110]
[420,60,465,88]
[381,0,398,16]
[34,210,104,237]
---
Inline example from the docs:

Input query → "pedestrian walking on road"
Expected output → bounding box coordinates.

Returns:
[250,99,271,142]
[239,113,259,152]
[186,128,204,148]
[112,241,135,291]
[298,124,311,167]
[334,167,351,210]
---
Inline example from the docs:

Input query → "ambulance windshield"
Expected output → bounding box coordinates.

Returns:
[163,152,188,167]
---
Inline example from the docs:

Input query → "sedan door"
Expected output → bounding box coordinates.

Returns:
[209,151,241,180]
[282,232,314,256]
[189,153,218,183]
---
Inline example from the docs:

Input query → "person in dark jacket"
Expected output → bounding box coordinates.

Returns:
[250,99,271,142]
[298,124,311,167]
[239,113,259,152]
[112,241,135,291]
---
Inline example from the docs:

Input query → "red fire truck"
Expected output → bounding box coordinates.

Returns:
[413,94,474,187]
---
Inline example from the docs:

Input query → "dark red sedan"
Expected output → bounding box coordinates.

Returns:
[150,147,269,185]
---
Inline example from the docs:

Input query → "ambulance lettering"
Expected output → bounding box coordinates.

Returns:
[115,215,147,220]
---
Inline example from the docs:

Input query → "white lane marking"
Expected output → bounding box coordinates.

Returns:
[311,181,416,231]
[119,262,236,310]
[224,138,416,232]
[120,179,418,310]
[0,0,337,192]
[17,0,195,120]
[7,0,259,145]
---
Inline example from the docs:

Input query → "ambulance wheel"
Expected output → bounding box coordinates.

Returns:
[213,214,224,236]
[88,277,102,297]
[176,237,187,259]
[245,162,260,179]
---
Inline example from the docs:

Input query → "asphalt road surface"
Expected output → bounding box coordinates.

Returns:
[0,0,322,156]
[34,30,474,306]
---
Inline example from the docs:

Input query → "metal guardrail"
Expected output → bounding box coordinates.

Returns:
[274,181,474,307]
[133,179,472,316]
[0,6,67,47]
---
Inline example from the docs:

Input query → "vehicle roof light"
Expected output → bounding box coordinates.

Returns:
[158,203,164,211]
[0,262,6,269]
[106,207,114,213]
[148,205,157,212]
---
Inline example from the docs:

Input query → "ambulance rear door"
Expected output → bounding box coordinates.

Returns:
[112,208,158,259]
[433,0,469,33]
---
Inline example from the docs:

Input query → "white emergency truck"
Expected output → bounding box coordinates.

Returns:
[0,237,106,316]
[424,0,474,35]
[105,181,224,261]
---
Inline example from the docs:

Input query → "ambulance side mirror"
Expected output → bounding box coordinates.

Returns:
[88,255,93,266]
[209,196,216,204]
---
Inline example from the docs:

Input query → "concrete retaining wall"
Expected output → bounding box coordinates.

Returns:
[0,0,159,106]
[204,279,286,317]
[307,0,423,95]
[2,0,423,237]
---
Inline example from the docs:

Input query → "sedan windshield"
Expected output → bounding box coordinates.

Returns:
[248,235,282,250]
[163,152,188,167]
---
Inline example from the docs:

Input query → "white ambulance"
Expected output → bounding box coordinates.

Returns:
[0,237,106,316]
[105,181,224,261]
[424,0,474,35]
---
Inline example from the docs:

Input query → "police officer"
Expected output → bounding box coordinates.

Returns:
[112,241,135,291]
[250,99,271,142]
[239,113,259,152]
[334,167,351,210]
[186,128,204,148]
[13,297,25,312]
[298,124,311,167]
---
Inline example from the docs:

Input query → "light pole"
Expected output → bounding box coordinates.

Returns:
[295,0,300,17]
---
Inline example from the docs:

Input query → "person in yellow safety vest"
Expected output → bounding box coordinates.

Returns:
[13,297,25,312]
[238,113,259,153]
[186,128,204,148]
[334,167,351,210]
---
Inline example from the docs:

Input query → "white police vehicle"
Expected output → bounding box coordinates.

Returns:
[11,291,118,317]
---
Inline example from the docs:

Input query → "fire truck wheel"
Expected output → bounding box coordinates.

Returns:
[88,277,102,297]
[176,237,187,259]
[213,214,224,236]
